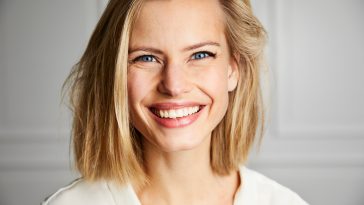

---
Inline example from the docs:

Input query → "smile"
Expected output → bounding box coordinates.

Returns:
[150,106,201,119]
[148,103,205,128]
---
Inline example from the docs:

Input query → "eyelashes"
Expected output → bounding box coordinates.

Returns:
[191,51,216,60]
[130,51,216,64]
[132,55,157,63]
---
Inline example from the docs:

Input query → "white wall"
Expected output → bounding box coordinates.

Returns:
[0,0,99,204]
[249,0,364,204]
[0,0,363,204]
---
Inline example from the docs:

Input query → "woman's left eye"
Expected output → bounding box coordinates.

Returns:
[191,51,215,60]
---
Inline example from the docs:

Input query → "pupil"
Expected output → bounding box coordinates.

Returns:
[198,53,204,58]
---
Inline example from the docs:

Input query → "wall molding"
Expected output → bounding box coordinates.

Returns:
[1,151,363,171]
[0,129,70,142]
[270,0,364,139]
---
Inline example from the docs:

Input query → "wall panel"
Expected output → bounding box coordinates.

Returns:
[0,0,363,205]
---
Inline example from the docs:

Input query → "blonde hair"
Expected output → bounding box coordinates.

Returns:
[64,0,266,186]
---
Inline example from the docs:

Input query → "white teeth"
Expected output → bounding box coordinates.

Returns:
[176,109,183,117]
[170,110,176,118]
[183,108,188,116]
[155,106,201,118]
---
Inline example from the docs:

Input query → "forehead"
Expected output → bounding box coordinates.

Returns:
[130,0,226,48]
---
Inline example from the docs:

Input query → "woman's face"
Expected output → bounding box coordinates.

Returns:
[127,0,239,152]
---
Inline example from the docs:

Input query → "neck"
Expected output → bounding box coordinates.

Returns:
[136,136,240,205]
[145,135,214,186]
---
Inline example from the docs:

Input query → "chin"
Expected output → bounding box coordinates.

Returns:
[149,132,210,153]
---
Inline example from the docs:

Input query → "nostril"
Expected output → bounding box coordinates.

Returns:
[158,79,192,97]
[157,66,193,96]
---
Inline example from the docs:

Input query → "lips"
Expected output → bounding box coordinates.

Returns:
[148,102,205,128]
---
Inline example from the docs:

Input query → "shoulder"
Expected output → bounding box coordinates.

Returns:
[42,178,116,205]
[238,167,309,205]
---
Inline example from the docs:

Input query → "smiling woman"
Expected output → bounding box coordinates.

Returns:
[43,0,308,205]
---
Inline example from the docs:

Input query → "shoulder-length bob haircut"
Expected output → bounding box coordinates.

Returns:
[64,0,266,186]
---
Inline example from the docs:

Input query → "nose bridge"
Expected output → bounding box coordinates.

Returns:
[158,61,191,96]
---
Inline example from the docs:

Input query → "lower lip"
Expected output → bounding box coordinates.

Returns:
[149,107,204,128]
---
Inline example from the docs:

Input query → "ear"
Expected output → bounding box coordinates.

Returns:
[227,54,240,92]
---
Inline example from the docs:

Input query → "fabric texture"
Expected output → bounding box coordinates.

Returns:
[42,167,309,205]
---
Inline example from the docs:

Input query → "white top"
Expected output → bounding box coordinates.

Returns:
[42,167,309,205]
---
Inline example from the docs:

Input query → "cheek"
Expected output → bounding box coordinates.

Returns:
[194,61,230,97]
[127,70,153,108]
[192,61,230,120]
[127,70,156,131]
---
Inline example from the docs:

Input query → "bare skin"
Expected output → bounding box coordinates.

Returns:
[127,0,241,204]
[138,136,240,205]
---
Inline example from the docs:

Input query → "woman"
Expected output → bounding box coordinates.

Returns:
[43,0,308,204]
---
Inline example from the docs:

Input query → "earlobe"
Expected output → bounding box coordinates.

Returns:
[227,57,239,92]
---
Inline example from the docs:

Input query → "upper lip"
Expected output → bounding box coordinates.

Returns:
[149,102,204,110]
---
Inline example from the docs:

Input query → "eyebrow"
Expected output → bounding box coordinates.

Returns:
[182,41,220,51]
[128,47,164,55]
[128,41,220,54]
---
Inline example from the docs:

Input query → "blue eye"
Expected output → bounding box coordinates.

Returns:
[191,51,215,60]
[134,55,157,62]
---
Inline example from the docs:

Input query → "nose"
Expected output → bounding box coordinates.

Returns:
[157,62,192,96]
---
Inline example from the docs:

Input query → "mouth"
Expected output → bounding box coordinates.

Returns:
[149,105,204,119]
[147,104,205,128]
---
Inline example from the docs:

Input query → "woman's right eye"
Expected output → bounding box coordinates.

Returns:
[133,55,157,62]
